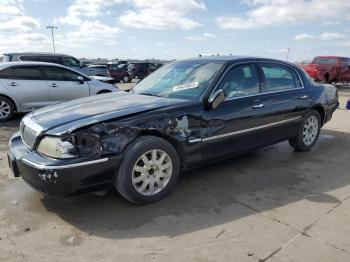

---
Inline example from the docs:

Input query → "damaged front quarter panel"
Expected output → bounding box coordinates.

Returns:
[71,111,202,158]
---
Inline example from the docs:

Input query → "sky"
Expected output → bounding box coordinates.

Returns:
[0,0,349,61]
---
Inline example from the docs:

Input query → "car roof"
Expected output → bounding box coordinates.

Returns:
[180,55,298,67]
[0,61,79,71]
[3,52,69,57]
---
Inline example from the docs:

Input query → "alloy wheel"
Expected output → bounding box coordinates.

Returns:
[302,115,319,145]
[132,149,172,196]
[0,100,11,119]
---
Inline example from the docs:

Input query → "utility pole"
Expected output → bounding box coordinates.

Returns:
[46,26,58,53]
[286,48,292,61]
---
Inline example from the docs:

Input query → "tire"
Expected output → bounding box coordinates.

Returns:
[289,110,321,151]
[323,74,330,83]
[115,136,180,204]
[122,75,130,83]
[0,96,15,122]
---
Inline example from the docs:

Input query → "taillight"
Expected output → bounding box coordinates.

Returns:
[314,68,318,72]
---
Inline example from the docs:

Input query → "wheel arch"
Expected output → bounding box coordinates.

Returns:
[312,105,326,126]
[0,94,18,112]
[137,130,185,169]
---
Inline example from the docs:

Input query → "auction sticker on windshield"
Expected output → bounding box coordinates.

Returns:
[173,81,199,92]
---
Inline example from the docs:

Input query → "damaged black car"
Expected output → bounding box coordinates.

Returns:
[8,56,338,204]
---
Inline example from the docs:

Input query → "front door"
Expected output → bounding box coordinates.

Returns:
[202,63,270,161]
[42,66,90,104]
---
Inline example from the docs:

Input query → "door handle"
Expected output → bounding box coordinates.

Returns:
[9,82,17,86]
[299,95,309,100]
[50,83,57,88]
[252,104,264,109]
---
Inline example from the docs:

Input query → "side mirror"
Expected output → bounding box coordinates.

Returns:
[208,89,225,110]
[77,76,84,84]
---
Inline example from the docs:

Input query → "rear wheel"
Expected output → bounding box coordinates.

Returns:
[115,136,180,204]
[122,75,130,83]
[289,110,321,151]
[0,96,15,122]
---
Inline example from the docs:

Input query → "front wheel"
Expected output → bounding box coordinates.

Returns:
[115,136,180,204]
[289,110,321,151]
[0,96,15,122]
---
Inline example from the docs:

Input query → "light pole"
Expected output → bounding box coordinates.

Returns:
[46,26,58,53]
[286,48,292,61]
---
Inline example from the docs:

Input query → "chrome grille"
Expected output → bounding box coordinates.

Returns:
[22,125,37,149]
[20,116,43,150]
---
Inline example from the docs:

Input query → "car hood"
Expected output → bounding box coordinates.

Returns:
[29,92,188,135]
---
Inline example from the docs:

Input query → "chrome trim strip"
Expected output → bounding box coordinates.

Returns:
[188,138,202,143]
[202,116,302,142]
[21,158,109,170]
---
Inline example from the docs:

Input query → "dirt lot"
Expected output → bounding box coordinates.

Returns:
[1,87,350,262]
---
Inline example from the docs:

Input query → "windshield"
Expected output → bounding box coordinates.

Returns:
[133,61,223,100]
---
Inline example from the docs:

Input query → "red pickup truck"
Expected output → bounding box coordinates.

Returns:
[301,56,350,83]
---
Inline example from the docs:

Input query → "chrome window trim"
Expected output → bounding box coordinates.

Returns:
[209,60,305,102]
[202,116,302,142]
[21,157,109,170]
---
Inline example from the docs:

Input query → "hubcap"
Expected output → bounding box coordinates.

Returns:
[132,149,172,196]
[302,115,318,145]
[0,100,11,119]
[123,76,129,82]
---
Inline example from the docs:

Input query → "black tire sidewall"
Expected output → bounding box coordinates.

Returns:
[0,96,15,122]
[116,136,180,204]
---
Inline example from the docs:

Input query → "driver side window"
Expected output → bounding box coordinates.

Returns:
[219,64,260,99]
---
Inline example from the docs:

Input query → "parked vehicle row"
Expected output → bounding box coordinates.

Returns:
[3,52,111,77]
[7,56,338,204]
[0,62,117,121]
[301,56,350,83]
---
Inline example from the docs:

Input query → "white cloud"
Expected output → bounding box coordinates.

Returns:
[55,0,125,25]
[216,0,350,29]
[319,32,345,41]
[294,34,315,41]
[58,20,121,48]
[119,0,206,30]
[0,0,40,32]
[0,0,45,53]
[294,32,346,41]
[186,32,216,40]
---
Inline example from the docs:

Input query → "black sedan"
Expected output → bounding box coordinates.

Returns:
[8,56,338,204]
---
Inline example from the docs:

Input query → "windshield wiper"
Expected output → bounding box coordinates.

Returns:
[139,92,161,97]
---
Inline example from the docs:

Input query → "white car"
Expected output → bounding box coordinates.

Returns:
[0,62,118,121]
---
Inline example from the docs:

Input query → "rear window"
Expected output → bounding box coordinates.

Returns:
[13,67,42,80]
[3,55,12,62]
[0,68,13,78]
[20,55,62,64]
[312,57,337,64]
[261,63,297,91]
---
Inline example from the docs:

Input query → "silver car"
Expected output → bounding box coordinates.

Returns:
[0,62,117,121]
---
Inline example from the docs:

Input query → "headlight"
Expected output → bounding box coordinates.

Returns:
[37,136,76,159]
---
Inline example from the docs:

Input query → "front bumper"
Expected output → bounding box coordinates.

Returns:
[8,132,121,197]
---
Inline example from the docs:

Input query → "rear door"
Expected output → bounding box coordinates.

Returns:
[338,58,350,81]
[41,66,90,104]
[256,62,311,141]
[1,66,49,110]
